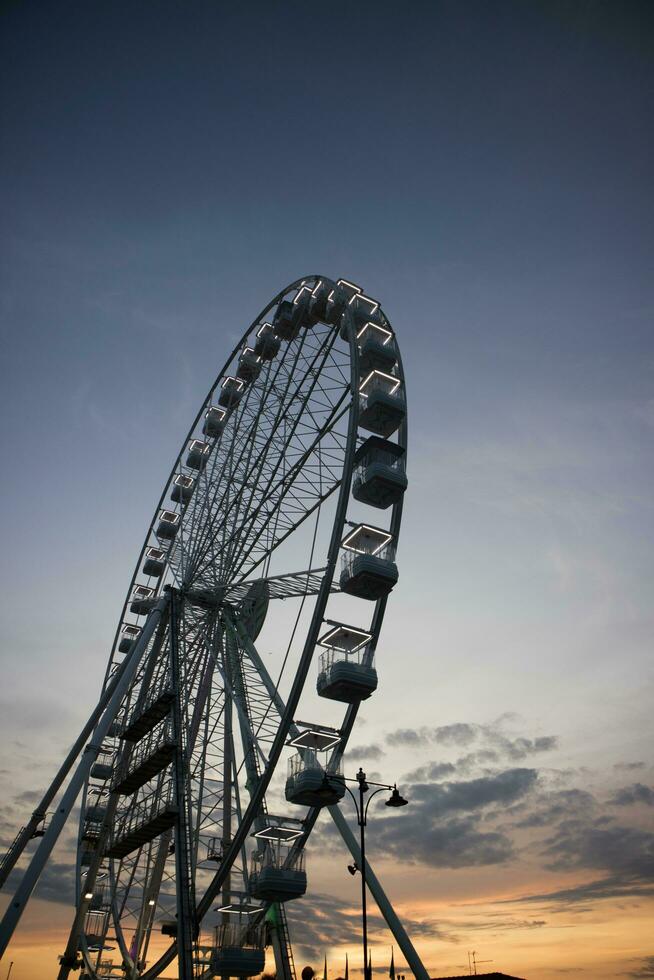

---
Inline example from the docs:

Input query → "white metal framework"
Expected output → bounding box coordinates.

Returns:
[0,276,425,980]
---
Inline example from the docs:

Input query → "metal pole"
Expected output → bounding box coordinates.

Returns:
[170,590,195,980]
[358,775,369,980]
[220,624,235,980]
[0,593,169,959]
[328,806,429,980]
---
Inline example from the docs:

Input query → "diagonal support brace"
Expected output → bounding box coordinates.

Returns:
[228,610,429,980]
[0,593,170,959]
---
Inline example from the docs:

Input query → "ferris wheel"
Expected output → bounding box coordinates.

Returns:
[0,276,425,980]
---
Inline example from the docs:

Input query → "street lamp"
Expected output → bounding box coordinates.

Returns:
[336,768,408,980]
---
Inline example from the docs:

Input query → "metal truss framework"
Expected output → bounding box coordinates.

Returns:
[0,276,427,980]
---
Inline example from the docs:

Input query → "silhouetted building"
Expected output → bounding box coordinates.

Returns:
[432,974,526,980]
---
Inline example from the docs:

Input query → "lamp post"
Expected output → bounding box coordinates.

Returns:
[330,768,408,980]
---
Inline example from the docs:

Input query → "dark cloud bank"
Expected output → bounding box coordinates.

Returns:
[368,721,654,907]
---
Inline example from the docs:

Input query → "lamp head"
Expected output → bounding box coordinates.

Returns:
[347,862,358,876]
[385,786,408,808]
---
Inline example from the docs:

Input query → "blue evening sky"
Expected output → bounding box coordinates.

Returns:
[1,3,653,975]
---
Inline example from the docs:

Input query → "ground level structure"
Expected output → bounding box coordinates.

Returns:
[432,973,527,980]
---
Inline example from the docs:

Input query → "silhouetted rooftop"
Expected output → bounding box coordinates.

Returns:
[431,973,526,980]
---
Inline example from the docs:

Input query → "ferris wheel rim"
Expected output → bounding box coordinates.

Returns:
[76,275,406,978]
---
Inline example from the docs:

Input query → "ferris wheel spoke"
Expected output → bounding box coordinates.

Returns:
[218,335,348,575]
[185,324,347,586]
[186,627,248,902]
[228,466,340,587]
[182,318,323,581]
[182,565,338,613]
[206,350,311,575]
[203,638,270,776]
[221,339,350,575]
[223,403,350,586]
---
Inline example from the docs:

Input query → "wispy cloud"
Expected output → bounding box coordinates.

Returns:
[608,784,654,807]
[389,719,558,763]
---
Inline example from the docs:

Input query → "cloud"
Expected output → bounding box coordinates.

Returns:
[505,875,654,907]
[432,723,478,747]
[4,858,76,907]
[624,956,654,978]
[367,769,538,870]
[405,761,456,782]
[609,784,654,807]
[386,721,558,763]
[413,768,538,816]
[465,765,654,909]
[614,762,646,772]
[512,788,597,829]
[455,750,501,772]
[498,735,558,760]
[448,913,547,933]
[542,821,654,880]
[387,728,432,747]
[285,891,447,960]
[375,813,516,868]
[346,744,385,761]
[504,805,654,908]
[36,859,77,905]
[15,789,45,805]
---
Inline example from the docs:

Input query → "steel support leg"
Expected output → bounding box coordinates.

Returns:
[59,611,172,980]
[329,805,428,980]
[170,591,196,980]
[223,617,295,980]
[229,612,429,980]
[0,609,164,891]
[0,593,170,959]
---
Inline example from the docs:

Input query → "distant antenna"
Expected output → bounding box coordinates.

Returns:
[471,951,493,975]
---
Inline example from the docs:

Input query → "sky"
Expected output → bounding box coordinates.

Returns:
[1,1,653,978]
